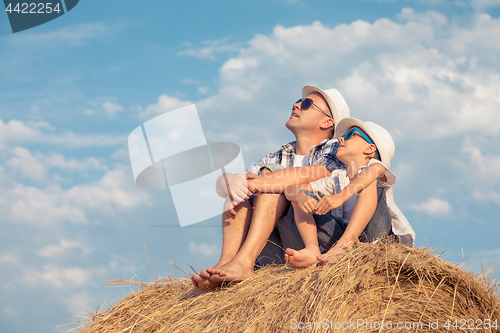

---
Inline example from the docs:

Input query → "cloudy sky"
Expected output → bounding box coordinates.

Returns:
[1,0,500,332]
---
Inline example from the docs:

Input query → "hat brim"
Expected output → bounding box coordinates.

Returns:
[335,118,391,169]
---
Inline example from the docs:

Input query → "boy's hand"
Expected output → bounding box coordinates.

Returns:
[315,194,343,215]
[297,192,318,214]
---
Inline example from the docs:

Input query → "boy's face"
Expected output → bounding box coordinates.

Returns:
[336,126,377,165]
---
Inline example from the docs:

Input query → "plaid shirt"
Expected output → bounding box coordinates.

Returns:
[245,138,345,174]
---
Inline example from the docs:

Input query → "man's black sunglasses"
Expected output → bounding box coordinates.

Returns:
[293,98,332,118]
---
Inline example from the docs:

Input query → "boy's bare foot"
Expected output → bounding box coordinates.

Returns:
[285,247,321,268]
[209,260,254,285]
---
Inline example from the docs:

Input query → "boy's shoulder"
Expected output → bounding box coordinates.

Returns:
[361,159,396,186]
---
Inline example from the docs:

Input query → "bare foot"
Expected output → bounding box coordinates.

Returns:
[285,247,321,268]
[191,268,212,289]
[316,247,347,265]
[209,260,255,286]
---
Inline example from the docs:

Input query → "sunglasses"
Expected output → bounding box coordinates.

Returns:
[293,98,332,118]
[341,128,380,159]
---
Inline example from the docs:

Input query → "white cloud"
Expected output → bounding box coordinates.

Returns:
[3,168,150,226]
[472,190,500,205]
[411,197,452,216]
[0,254,19,266]
[38,239,92,258]
[462,139,500,182]
[5,146,108,184]
[102,101,125,117]
[189,242,219,258]
[22,266,92,289]
[189,11,500,149]
[470,0,500,11]
[178,38,240,60]
[139,94,192,119]
[0,118,124,148]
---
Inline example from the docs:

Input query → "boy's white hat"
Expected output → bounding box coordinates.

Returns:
[335,118,395,169]
[302,86,350,131]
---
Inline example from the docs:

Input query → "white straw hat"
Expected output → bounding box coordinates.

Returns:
[335,118,395,169]
[302,86,350,131]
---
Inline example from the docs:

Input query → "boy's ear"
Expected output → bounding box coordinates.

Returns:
[364,144,377,156]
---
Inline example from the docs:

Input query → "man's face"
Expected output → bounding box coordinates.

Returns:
[286,92,333,135]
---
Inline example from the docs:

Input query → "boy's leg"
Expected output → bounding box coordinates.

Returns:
[285,202,322,267]
[358,180,394,242]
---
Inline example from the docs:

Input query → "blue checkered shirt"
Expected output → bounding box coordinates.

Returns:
[245,138,345,174]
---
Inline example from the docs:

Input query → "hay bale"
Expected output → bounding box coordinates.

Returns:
[70,241,500,333]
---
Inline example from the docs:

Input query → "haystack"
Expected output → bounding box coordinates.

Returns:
[70,241,499,332]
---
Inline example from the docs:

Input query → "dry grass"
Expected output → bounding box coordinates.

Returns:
[68,240,500,333]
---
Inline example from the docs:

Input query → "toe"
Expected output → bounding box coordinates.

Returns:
[200,269,211,279]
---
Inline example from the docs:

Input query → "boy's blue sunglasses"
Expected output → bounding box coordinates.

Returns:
[342,128,380,159]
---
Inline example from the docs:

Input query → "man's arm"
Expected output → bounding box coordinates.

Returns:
[249,164,331,194]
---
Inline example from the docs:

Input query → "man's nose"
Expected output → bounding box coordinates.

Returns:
[292,101,301,110]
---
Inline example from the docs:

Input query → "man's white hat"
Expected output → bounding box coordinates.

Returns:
[335,118,395,169]
[302,86,350,131]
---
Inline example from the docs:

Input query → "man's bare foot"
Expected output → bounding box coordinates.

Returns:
[191,268,212,289]
[317,247,347,265]
[209,260,255,286]
[192,263,229,291]
[285,247,321,268]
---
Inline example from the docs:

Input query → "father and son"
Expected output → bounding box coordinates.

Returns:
[191,85,415,291]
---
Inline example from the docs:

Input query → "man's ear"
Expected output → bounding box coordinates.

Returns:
[319,118,334,130]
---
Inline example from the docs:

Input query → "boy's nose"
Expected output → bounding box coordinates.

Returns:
[339,137,345,143]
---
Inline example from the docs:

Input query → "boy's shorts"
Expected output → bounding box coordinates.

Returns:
[255,174,394,267]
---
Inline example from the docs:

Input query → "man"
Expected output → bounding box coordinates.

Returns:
[191,85,351,290]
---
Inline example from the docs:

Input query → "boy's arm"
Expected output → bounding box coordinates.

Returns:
[314,163,385,214]
[284,183,317,214]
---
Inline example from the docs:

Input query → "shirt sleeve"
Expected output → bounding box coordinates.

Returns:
[364,159,396,186]
[309,173,341,198]
[311,139,345,172]
[244,149,280,175]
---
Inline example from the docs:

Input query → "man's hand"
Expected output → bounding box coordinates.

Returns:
[297,192,318,214]
[224,173,256,205]
[314,194,344,215]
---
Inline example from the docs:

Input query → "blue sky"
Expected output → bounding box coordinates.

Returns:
[1,0,500,332]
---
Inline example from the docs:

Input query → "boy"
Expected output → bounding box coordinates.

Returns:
[284,118,401,267]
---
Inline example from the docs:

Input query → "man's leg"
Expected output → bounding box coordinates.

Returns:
[192,199,253,290]
[210,192,287,284]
